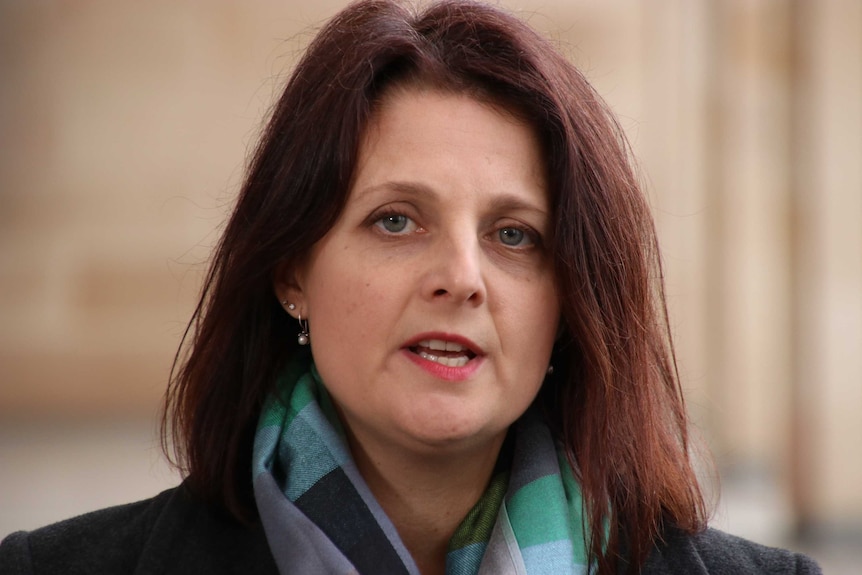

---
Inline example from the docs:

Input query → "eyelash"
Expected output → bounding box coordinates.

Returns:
[494,224,539,249]
[371,210,420,235]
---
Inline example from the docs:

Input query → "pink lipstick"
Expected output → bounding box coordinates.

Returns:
[402,332,484,381]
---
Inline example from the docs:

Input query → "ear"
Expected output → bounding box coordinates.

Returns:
[555,317,566,341]
[273,261,305,319]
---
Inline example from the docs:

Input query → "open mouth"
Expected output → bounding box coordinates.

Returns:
[408,339,478,368]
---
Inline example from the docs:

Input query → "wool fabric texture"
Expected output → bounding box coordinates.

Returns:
[251,361,591,575]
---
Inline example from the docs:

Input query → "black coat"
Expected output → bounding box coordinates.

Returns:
[0,484,821,574]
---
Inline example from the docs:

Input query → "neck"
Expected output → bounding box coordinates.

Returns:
[346,432,505,575]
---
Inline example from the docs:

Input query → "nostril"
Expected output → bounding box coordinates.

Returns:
[433,289,448,296]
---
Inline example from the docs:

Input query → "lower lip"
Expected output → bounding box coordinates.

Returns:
[402,349,484,382]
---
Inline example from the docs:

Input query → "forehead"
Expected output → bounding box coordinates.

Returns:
[368,83,537,143]
[355,87,547,194]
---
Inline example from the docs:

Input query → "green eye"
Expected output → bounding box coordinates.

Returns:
[378,214,411,233]
[499,227,527,246]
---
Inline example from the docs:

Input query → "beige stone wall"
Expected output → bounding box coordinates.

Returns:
[1,0,859,532]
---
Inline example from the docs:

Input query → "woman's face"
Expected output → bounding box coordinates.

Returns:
[279,88,559,457]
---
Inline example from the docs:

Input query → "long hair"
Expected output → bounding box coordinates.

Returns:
[162,1,707,572]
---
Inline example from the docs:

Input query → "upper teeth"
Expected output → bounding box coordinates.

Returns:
[419,339,466,352]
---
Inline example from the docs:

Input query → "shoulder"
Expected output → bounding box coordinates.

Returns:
[0,488,175,575]
[642,526,822,575]
[0,484,277,575]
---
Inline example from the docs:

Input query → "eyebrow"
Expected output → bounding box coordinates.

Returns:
[354,180,549,218]
[353,180,438,203]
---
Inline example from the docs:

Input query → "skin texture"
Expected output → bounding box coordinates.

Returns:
[276,88,559,573]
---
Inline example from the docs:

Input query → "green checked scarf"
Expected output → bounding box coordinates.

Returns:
[252,361,591,574]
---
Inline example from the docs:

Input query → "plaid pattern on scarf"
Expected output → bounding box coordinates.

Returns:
[252,362,590,574]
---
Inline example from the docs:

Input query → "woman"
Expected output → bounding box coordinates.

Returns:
[0,1,820,574]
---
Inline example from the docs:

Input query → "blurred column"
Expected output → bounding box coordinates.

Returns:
[704,0,795,494]
[638,0,712,443]
[790,0,862,537]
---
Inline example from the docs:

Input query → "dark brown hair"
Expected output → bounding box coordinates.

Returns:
[163,0,707,572]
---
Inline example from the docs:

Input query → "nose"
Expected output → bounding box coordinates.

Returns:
[421,232,486,306]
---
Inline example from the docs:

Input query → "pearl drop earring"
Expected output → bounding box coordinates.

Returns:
[297,313,309,346]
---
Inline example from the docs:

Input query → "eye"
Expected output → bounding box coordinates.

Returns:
[374,213,418,234]
[498,226,534,247]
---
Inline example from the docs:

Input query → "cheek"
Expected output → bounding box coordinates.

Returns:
[503,279,559,350]
[305,256,402,357]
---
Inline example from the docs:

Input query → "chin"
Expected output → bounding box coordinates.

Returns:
[397,411,506,453]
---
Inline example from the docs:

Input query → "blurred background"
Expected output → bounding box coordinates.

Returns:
[1,0,859,571]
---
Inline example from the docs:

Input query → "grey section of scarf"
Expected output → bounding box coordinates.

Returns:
[478,501,528,575]
[254,473,360,574]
